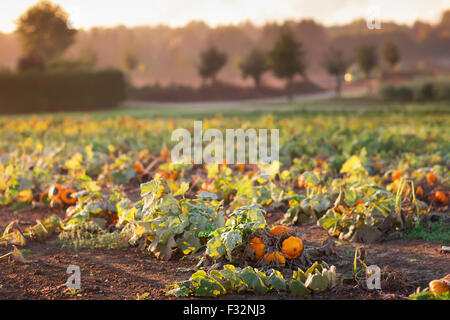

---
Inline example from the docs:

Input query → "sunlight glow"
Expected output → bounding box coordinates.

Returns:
[0,0,448,33]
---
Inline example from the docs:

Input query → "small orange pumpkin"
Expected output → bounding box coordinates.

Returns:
[297,176,306,188]
[315,158,324,167]
[236,164,245,173]
[426,172,436,185]
[415,186,424,197]
[281,236,303,259]
[139,149,149,159]
[429,280,449,297]
[61,189,77,205]
[156,170,169,179]
[392,170,402,181]
[133,161,145,173]
[160,147,171,162]
[50,196,63,209]
[249,237,265,261]
[263,251,286,267]
[434,191,448,204]
[200,182,209,191]
[48,184,62,198]
[269,225,290,236]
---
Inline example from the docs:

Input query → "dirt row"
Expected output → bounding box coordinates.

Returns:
[0,207,448,300]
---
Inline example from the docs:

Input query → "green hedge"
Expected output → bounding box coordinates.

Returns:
[0,69,126,114]
[378,80,450,102]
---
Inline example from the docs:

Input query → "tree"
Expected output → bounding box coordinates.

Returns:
[382,41,400,70]
[15,1,76,63]
[268,27,307,99]
[239,48,268,89]
[198,45,227,84]
[321,47,350,97]
[122,48,139,74]
[356,44,377,92]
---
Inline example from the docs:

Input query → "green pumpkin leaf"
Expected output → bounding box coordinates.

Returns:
[239,267,268,295]
[305,273,329,291]
[289,279,310,297]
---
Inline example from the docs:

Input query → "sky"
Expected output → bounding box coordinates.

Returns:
[0,0,449,33]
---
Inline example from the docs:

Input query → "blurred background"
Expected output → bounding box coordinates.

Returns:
[0,0,449,112]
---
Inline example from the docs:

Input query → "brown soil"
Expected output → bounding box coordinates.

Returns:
[0,206,66,230]
[0,207,448,300]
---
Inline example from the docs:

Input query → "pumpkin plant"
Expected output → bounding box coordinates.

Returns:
[118,177,226,260]
[166,261,342,297]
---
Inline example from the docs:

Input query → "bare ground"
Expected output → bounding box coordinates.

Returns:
[0,207,448,300]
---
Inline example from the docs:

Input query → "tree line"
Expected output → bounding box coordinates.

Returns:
[8,1,433,99]
[198,27,401,98]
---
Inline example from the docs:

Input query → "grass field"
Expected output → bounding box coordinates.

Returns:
[4,96,450,119]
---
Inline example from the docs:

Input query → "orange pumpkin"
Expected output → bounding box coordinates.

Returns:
[48,184,62,198]
[200,182,209,191]
[236,164,245,173]
[160,147,171,162]
[434,191,448,204]
[429,280,449,297]
[156,170,169,179]
[249,237,265,261]
[50,196,63,209]
[281,236,303,259]
[269,225,290,236]
[133,161,145,173]
[297,176,306,188]
[139,149,149,159]
[315,158,324,167]
[426,172,436,185]
[392,170,402,181]
[401,185,410,196]
[61,189,77,205]
[264,251,286,267]
[415,186,424,197]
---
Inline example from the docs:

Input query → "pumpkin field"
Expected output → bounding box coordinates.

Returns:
[0,101,449,300]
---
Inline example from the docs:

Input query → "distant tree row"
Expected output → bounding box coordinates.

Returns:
[322,40,400,96]
[199,27,307,99]
[15,1,403,99]
[199,25,401,98]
